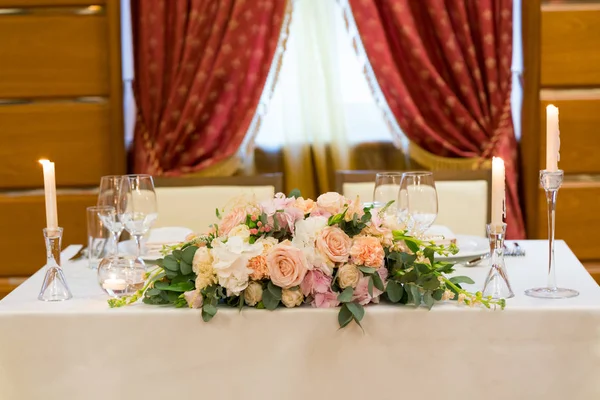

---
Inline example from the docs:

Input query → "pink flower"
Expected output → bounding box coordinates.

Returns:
[294,197,316,214]
[313,290,340,308]
[266,241,310,289]
[183,290,203,309]
[352,268,388,305]
[219,208,247,236]
[275,207,304,235]
[309,207,332,219]
[344,196,365,222]
[261,193,295,217]
[350,236,385,268]
[316,192,347,215]
[316,226,351,263]
[300,269,332,297]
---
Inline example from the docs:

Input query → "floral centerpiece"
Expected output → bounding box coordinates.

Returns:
[110,191,505,328]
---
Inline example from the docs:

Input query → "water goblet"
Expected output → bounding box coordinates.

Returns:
[97,175,125,255]
[398,171,438,238]
[373,172,402,215]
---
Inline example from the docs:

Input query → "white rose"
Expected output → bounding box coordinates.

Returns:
[337,264,361,289]
[228,224,251,242]
[292,216,328,247]
[316,192,346,214]
[256,236,279,255]
[281,288,304,308]
[211,236,263,296]
[244,281,263,306]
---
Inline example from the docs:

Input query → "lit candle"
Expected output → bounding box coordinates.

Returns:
[491,157,505,225]
[39,160,58,230]
[546,104,560,172]
[102,278,127,291]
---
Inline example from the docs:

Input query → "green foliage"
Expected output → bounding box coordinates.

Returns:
[262,282,282,310]
[289,189,302,199]
[386,280,403,303]
[449,276,475,285]
[337,287,353,302]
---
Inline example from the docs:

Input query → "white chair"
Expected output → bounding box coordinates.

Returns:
[336,170,491,237]
[153,174,283,234]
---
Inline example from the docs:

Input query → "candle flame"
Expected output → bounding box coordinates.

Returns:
[39,159,52,165]
[492,156,504,167]
[546,104,558,113]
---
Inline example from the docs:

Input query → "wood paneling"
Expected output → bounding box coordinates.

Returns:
[541,4,600,87]
[0,101,115,189]
[537,180,600,260]
[583,261,600,285]
[0,13,109,98]
[0,277,26,300]
[0,191,96,276]
[540,90,600,173]
[0,1,105,5]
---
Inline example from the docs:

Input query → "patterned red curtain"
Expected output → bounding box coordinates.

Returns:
[349,0,525,239]
[131,0,287,176]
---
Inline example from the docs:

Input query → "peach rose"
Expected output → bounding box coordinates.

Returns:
[294,197,316,214]
[316,192,346,215]
[350,236,385,268]
[316,226,351,263]
[219,207,247,235]
[266,241,310,289]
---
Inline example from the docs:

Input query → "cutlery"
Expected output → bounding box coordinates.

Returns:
[513,242,526,256]
[68,246,87,261]
[464,253,490,267]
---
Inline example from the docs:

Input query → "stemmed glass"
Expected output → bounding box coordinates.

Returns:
[398,172,438,238]
[97,175,124,258]
[117,174,158,265]
[373,172,403,218]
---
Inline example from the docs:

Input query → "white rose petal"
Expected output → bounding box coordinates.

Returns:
[228,225,251,242]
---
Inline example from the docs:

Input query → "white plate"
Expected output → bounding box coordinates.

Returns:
[437,234,488,261]
[118,227,193,260]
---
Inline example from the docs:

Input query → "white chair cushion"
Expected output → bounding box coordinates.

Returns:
[342,180,488,237]
[154,186,275,234]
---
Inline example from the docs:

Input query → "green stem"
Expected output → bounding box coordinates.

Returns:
[108,267,164,308]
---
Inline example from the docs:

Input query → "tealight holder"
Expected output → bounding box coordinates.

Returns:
[97,257,145,298]
[38,227,73,301]
[482,223,514,299]
[525,170,579,298]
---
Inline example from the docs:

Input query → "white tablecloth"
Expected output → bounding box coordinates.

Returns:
[1,241,600,400]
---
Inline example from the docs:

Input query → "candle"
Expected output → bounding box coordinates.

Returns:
[491,157,505,225]
[102,278,127,291]
[39,160,58,230]
[546,104,560,172]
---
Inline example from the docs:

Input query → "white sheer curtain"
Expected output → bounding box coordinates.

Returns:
[254,0,391,197]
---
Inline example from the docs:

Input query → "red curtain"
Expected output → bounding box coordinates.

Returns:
[131,0,287,176]
[350,0,524,239]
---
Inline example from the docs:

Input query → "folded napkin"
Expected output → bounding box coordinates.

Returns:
[423,225,457,246]
[146,227,194,246]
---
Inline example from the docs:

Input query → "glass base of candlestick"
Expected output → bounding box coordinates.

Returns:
[38,227,73,302]
[482,223,514,300]
[524,287,579,299]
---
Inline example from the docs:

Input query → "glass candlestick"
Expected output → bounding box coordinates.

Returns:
[525,170,579,299]
[38,227,73,301]
[482,223,514,299]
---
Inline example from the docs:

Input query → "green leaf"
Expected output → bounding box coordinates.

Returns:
[203,303,217,316]
[424,247,435,264]
[338,304,353,328]
[450,276,475,285]
[368,277,374,298]
[423,291,434,310]
[386,280,404,303]
[215,208,221,219]
[172,249,183,260]
[409,285,422,307]
[405,240,420,254]
[163,256,179,272]
[337,287,353,302]
[262,289,280,310]
[372,271,385,291]
[399,268,418,283]
[238,292,245,312]
[432,289,444,301]
[154,281,194,292]
[415,263,431,274]
[146,288,161,296]
[289,188,301,199]
[182,246,198,264]
[180,261,193,275]
[260,213,268,226]
[422,275,441,291]
[435,263,455,274]
[267,281,282,300]
[401,253,418,264]
[165,269,178,279]
[346,302,365,322]
[202,310,214,322]
[358,266,377,275]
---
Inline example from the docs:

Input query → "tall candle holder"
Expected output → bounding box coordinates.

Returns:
[38,227,72,301]
[482,223,514,299]
[525,170,579,298]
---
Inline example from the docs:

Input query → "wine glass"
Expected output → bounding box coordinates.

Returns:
[398,172,438,238]
[97,175,124,257]
[373,172,402,217]
[117,174,158,264]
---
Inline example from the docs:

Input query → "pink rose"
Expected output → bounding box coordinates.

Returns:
[219,208,247,235]
[313,289,340,308]
[309,207,332,219]
[301,269,332,297]
[261,193,295,217]
[316,192,346,215]
[352,268,388,305]
[267,242,310,289]
[350,236,385,268]
[316,226,351,263]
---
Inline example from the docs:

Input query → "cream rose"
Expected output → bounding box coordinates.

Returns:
[337,263,361,289]
[228,224,251,241]
[244,281,263,306]
[281,288,304,308]
[316,226,351,263]
[266,241,310,289]
[316,192,346,214]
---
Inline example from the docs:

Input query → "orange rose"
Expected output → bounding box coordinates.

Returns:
[316,226,351,263]
[350,236,385,268]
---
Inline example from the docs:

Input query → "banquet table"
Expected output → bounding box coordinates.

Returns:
[1,240,600,400]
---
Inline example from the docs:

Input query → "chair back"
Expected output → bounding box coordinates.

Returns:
[336,170,491,237]
[153,174,283,233]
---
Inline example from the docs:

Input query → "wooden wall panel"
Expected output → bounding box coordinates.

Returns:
[540,90,600,173]
[537,181,600,260]
[0,1,105,5]
[541,5,600,87]
[0,13,109,98]
[0,191,97,276]
[0,101,114,189]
